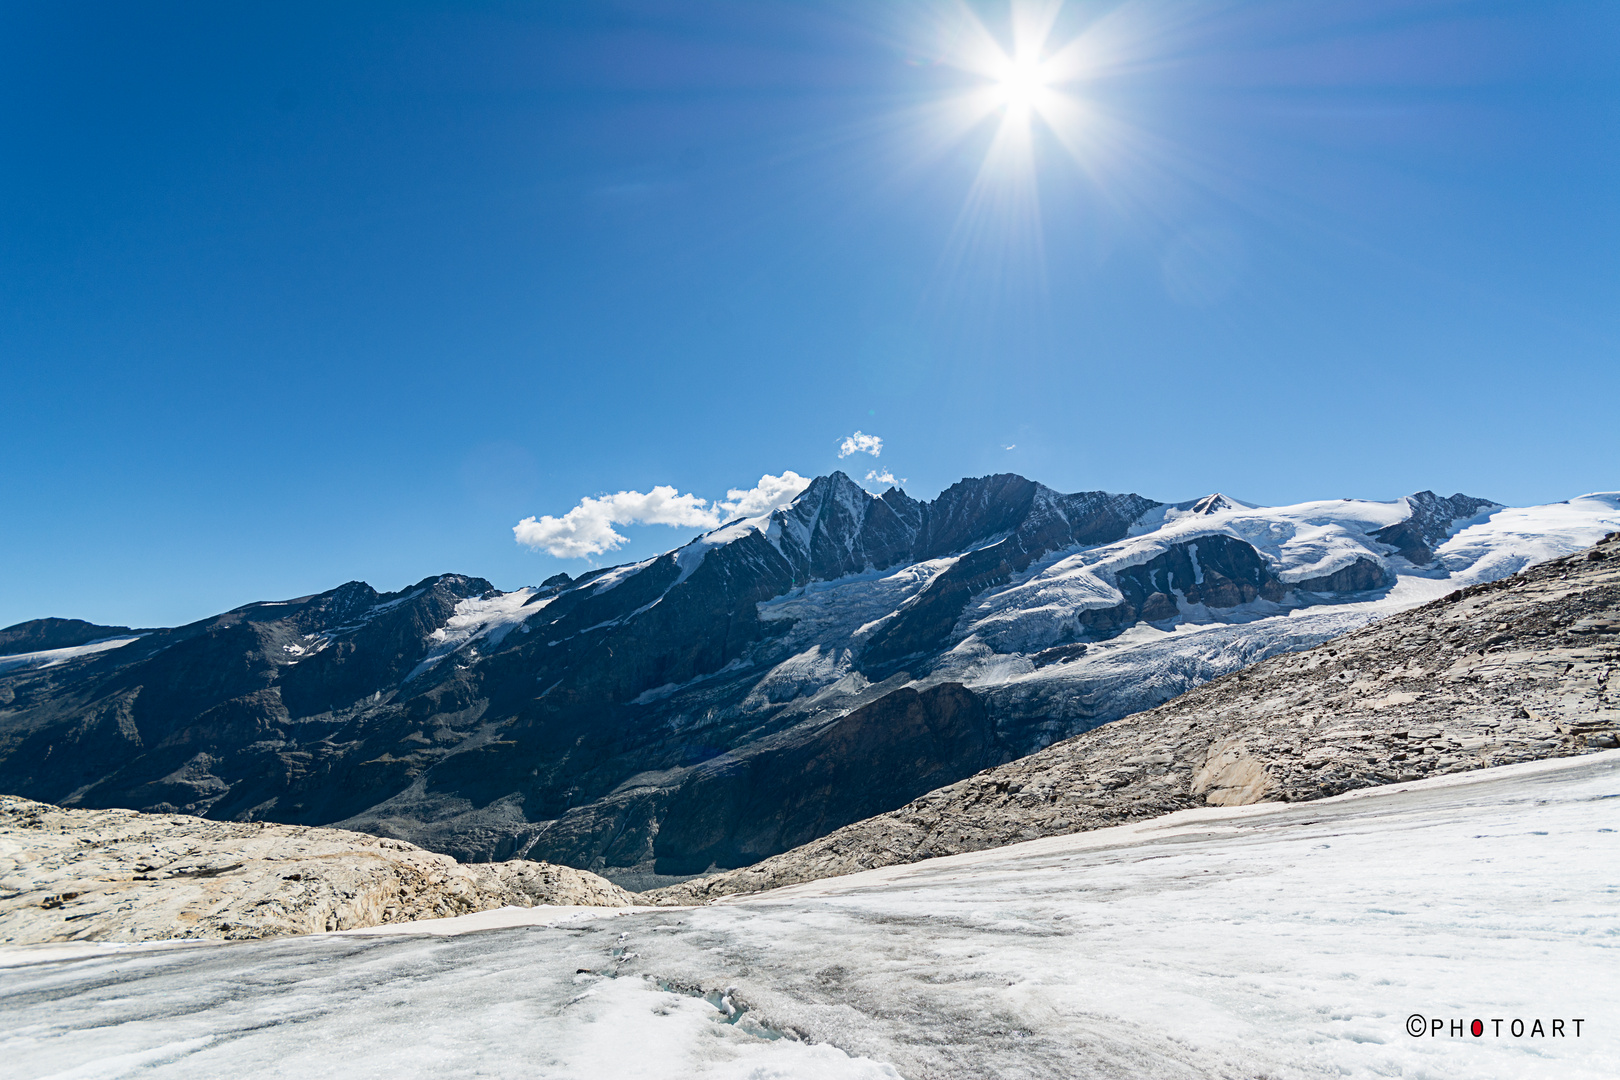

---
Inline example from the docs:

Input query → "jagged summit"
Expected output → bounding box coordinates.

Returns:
[1188,492,1243,515]
[763,469,922,581]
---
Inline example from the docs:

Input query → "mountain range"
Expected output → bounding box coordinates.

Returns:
[2,472,1616,888]
[654,527,1620,903]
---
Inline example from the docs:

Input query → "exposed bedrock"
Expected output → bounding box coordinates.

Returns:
[1370,491,1499,565]
[0,796,633,946]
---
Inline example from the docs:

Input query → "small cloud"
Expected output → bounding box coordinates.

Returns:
[1003,444,1016,450]
[514,471,813,558]
[838,431,883,458]
[716,471,812,521]
[514,486,717,559]
[865,468,897,486]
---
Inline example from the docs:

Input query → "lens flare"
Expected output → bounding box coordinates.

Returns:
[881,1,1185,330]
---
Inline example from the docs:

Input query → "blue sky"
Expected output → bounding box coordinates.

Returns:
[2,0,1617,629]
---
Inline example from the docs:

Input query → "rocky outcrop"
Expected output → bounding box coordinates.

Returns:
[1187,492,1239,515]
[1078,534,1289,635]
[647,532,1620,904]
[0,797,632,945]
[1190,738,1275,806]
[1292,556,1388,593]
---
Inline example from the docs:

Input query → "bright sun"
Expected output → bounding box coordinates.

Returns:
[992,52,1050,113]
[922,0,1113,254]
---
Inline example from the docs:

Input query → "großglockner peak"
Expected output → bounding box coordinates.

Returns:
[1,473,1616,889]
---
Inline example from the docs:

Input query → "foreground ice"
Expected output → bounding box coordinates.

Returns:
[3,754,1615,1079]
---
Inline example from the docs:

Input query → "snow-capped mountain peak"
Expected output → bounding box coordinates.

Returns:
[4,473,1616,889]
[1187,492,1243,515]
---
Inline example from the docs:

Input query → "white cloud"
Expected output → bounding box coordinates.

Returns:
[837,431,883,458]
[513,471,814,558]
[513,486,717,559]
[1003,444,1016,450]
[716,471,812,521]
[865,468,897,486]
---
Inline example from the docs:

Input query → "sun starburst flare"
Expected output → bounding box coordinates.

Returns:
[852,1,1269,335]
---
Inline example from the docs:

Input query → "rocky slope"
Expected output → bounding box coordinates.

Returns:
[0,797,632,945]
[1,473,1613,889]
[649,531,1620,903]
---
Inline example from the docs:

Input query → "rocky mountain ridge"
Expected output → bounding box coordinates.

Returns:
[651,530,1620,903]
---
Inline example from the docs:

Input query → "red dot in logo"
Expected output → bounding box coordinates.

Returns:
[1471,1019,1484,1037]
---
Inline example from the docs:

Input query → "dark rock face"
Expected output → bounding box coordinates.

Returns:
[777,475,925,583]
[0,619,137,655]
[1138,592,1179,622]
[650,683,995,875]
[1187,493,1239,516]
[1293,557,1389,593]
[1371,491,1498,565]
[1030,643,1088,669]
[0,473,1488,886]
[1113,535,1286,613]
[0,575,496,825]
[910,474,1040,560]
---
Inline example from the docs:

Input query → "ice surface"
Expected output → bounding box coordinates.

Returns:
[0,920,900,1080]
[5,753,1614,1079]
